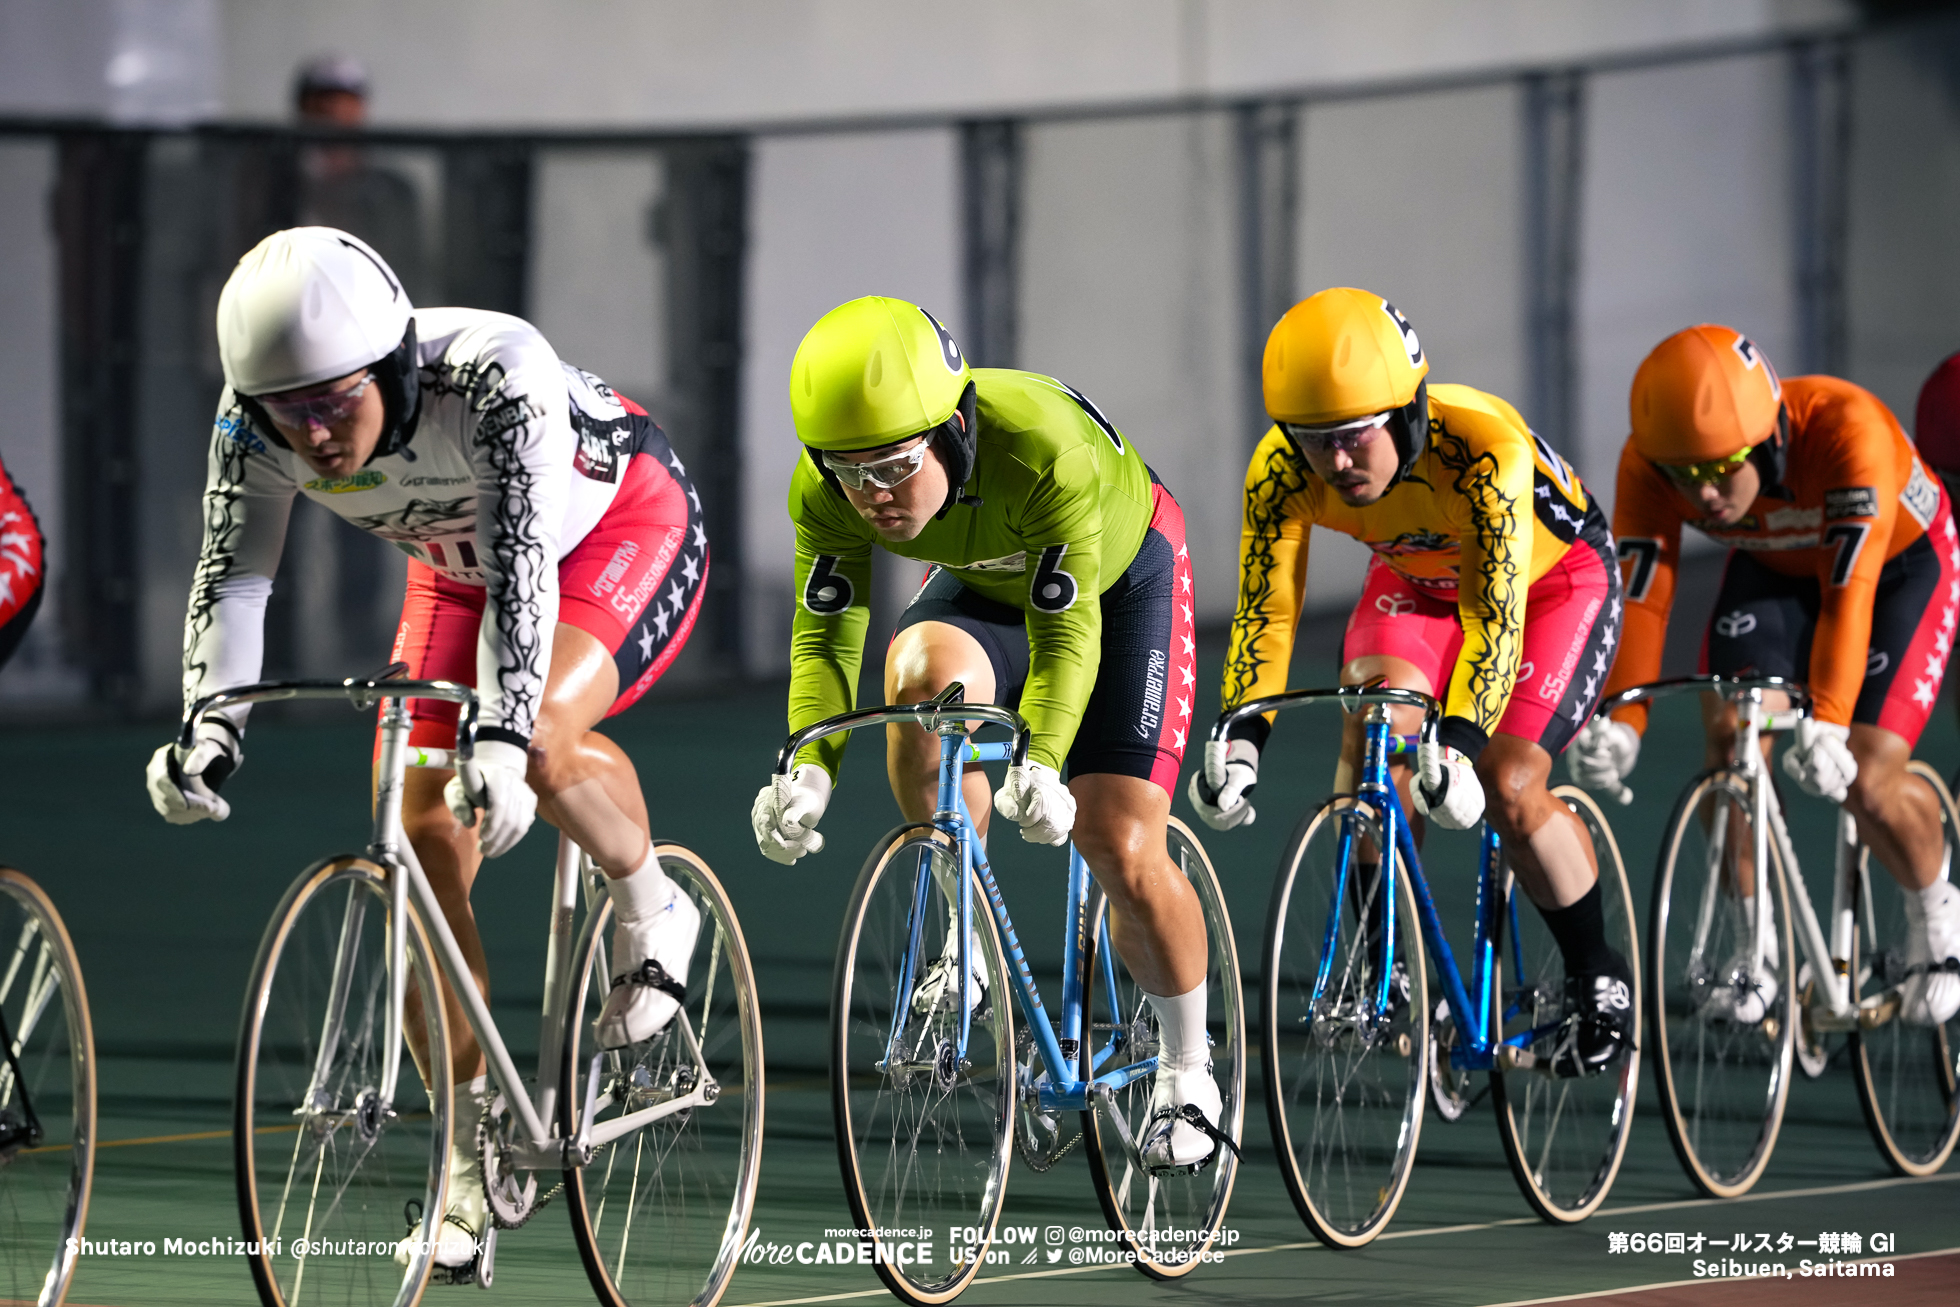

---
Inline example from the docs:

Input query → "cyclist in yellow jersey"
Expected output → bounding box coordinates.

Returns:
[1194,288,1632,1075]
[749,297,1231,1167]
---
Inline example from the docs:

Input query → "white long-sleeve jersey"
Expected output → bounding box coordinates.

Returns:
[183,306,646,747]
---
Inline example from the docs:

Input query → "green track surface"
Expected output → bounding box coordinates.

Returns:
[5,629,1955,1306]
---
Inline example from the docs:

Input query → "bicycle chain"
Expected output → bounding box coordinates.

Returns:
[477,1101,564,1230]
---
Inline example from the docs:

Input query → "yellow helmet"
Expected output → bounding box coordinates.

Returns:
[790,296,971,451]
[1263,287,1429,425]
[1263,288,1432,482]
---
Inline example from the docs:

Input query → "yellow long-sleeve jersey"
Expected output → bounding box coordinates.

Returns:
[1221,383,1591,755]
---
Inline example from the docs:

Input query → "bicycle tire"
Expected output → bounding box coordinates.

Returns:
[561,843,765,1307]
[0,867,95,1307]
[235,856,451,1307]
[832,824,1013,1306]
[1647,770,1795,1198]
[1849,760,1960,1175]
[1492,787,1641,1223]
[1264,795,1429,1249]
[1080,816,1244,1279]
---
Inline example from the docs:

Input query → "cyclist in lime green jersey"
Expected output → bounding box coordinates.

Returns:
[751,296,1230,1167]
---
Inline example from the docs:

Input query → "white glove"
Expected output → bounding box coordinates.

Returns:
[1189,739,1258,831]
[1568,718,1640,793]
[443,740,539,858]
[1783,719,1857,803]
[1413,738,1485,831]
[145,718,242,825]
[994,761,1076,846]
[752,764,833,865]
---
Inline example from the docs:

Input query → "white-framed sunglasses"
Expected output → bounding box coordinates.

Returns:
[1281,410,1391,454]
[822,439,932,492]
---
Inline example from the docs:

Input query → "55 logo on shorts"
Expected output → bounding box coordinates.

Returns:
[1715,610,1758,639]
[1374,593,1416,617]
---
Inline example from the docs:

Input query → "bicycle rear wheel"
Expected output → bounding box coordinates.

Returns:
[1850,760,1960,1175]
[1081,817,1244,1278]
[1648,770,1795,1197]
[1492,787,1640,1223]
[833,825,1013,1306]
[235,856,451,1307]
[0,868,94,1307]
[1264,796,1428,1249]
[562,844,765,1307]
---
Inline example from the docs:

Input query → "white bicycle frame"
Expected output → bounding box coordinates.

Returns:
[1605,676,1875,1029]
[190,673,721,1177]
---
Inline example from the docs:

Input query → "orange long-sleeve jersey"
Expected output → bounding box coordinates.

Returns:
[1222,383,1592,753]
[1604,375,1940,730]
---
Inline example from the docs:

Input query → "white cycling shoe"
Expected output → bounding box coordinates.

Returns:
[1702,952,1779,1026]
[396,1149,487,1274]
[912,931,987,1019]
[596,889,701,1049]
[1902,881,1960,1027]
[1140,1062,1237,1171]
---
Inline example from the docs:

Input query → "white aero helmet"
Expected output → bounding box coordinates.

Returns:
[217,226,422,452]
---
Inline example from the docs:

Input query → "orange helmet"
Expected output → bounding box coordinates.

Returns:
[1629,325,1783,465]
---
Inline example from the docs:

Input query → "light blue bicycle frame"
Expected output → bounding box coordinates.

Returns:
[775,685,1158,1111]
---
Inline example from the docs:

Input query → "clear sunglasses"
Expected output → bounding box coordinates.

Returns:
[257,372,375,429]
[1281,410,1391,454]
[823,440,932,492]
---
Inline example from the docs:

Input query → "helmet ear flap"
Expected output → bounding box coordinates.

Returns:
[933,381,980,518]
[369,320,423,461]
[1386,379,1429,484]
[1747,401,1790,490]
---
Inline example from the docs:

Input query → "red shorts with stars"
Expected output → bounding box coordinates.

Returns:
[388,419,707,750]
[1700,491,1957,746]
[1342,507,1623,757]
[890,474,1195,796]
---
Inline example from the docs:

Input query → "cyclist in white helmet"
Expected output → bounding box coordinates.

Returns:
[144,227,710,1274]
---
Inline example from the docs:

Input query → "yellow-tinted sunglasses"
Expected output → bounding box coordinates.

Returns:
[1654,447,1751,487]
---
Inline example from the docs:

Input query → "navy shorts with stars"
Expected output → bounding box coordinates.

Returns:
[1341,502,1622,758]
[388,408,706,749]
[890,475,1197,796]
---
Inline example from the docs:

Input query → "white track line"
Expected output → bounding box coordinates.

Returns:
[730,1172,1960,1307]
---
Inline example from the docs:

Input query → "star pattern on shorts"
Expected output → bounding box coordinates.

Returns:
[681,553,701,586]
[1913,677,1938,708]
[637,623,656,660]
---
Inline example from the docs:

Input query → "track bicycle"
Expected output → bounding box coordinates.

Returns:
[0,867,94,1307]
[216,669,763,1307]
[1212,685,1639,1248]
[775,684,1243,1305]
[1600,675,1960,1194]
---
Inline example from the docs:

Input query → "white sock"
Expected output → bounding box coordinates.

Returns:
[1145,982,1209,1073]
[606,844,677,924]
[1917,881,1952,914]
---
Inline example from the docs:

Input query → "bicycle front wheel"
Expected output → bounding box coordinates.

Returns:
[833,825,1013,1306]
[0,868,94,1307]
[1080,816,1244,1278]
[1648,770,1795,1197]
[235,856,451,1307]
[1492,787,1641,1223]
[1264,796,1429,1249]
[562,843,765,1307]
[1850,760,1960,1175]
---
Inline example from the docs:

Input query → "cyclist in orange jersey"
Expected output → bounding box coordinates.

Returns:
[1576,325,1960,1026]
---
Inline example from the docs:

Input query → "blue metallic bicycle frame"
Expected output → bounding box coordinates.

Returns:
[1211,686,1550,1072]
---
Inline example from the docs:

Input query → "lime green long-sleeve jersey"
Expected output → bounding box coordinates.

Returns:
[787,368,1153,776]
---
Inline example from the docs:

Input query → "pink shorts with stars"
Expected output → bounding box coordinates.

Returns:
[388,416,706,751]
[1342,507,1623,757]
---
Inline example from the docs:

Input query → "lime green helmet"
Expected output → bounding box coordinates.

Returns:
[791,296,971,451]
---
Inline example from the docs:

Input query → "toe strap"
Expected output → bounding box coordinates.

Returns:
[612,959,687,1004]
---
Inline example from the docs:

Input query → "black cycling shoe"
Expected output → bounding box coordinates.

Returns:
[1547,971,1633,1078]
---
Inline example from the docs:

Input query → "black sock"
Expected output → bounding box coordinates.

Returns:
[1539,883,1625,980]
